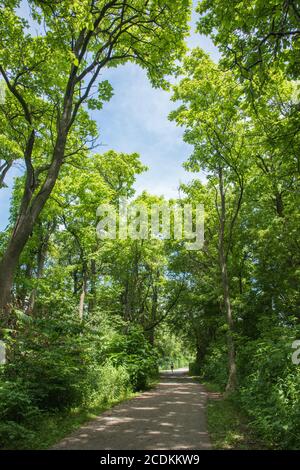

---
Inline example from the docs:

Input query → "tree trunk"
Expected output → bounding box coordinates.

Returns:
[275,191,284,218]
[221,255,237,393]
[0,129,68,318]
[27,228,52,315]
[0,216,35,318]
[88,259,97,313]
[17,262,33,309]
[218,166,237,393]
[148,280,158,346]
[196,343,202,365]
[79,272,87,321]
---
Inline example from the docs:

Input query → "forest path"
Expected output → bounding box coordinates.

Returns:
[53,369,211,450]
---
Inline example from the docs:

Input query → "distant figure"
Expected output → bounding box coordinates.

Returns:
[171,362,174,373]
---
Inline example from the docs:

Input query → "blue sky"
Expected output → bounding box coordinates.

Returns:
[0,1,219,230]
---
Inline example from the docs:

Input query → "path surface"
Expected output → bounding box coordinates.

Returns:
[53,369,211,450]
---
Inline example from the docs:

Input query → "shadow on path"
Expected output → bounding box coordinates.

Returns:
[53,368,211,450]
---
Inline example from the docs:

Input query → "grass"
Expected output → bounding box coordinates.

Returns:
[26,376,160,450]
[194,378,269,450]
[34,390,138,450]
[2,374,160,450]
[1,388,140,450]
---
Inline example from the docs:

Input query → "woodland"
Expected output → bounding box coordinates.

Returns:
[0,0,299,450]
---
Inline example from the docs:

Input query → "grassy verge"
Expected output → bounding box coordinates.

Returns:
[5,389,138,450]
[195,379,269,450]
[41,392,140,450]
[1,373,161,450]
[28,376,160,450]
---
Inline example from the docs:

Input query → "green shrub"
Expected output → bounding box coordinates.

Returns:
[236,334,300,448]
[0,422,36,449]
[8,316,100,411]
[109,326,159,391]
[88,363,131,405]
[0,313,156,449]
[0,379,40,422]
[0,378,42,449]
[200,342,228,388]
[189,361,202,376]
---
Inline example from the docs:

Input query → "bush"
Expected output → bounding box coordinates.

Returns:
[109,326,159,391]
[88,363,131,405]
[0,422,36,449]
[189,361,202,376]
[236,333,300,449]
[0,379,40,423]
[200,341,228,388]
[0,362,132,449]
[7,315,101,411]
[0,313,157,449]
[0,378,41,449]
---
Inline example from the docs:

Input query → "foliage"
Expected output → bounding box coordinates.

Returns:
[0,310,135,449]
[156,327,193,370]
[0,0,300,452]
[197,0,300,86]
[0,362,132,449]
[197,341,229,389]
[109,326,159,391]
[204,381,266,450]
[236,331,300,448]
[196,329,300,448]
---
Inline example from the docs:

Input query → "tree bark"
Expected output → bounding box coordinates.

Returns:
[275,190,284,218]
[0,120,69,317]
[148,276,158,346]
[0,216,35,316]
[79,271,87,321]
[27,223,54,315]
[88,259,97,313]
[218,166,237,393]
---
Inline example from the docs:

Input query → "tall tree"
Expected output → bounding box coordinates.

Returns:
[170,49,250,391]
[197,0,300,83]
[0,0,191,314]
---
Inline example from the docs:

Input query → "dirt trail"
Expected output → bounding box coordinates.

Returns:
[53,369,212,450]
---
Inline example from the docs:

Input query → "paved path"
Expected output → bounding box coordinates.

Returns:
[53,369,211,450]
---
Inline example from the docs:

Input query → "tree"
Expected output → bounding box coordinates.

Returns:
[197,0,300,84]
[170,48,250,391]
[0,0,191,315]
[8,149,146,318]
